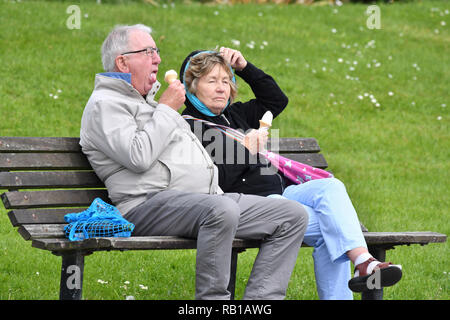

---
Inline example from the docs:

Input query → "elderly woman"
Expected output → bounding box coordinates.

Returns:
[180,48,403,299]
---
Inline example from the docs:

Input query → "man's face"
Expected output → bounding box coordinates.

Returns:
[122,30,161,96]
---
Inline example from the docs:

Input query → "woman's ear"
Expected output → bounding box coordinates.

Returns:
[115,55,129,73]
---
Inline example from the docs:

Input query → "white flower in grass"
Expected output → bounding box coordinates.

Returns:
[126,295,135,300]
[388,91,394,96]
[231,39,240,46]
[338,58,343,63]
[441,21,446,26]
[437,116,442,120]
[358,95,363,100]
[139,284,148,290]
[331,28,337,34]
[97,279,108,284]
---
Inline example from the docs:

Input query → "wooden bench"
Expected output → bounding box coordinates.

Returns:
[0,136,446,300]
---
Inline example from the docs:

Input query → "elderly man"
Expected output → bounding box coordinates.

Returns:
[80,24,308,300]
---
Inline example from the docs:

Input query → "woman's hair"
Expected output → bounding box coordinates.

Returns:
[184,51,238,104]
[101,24,152,72]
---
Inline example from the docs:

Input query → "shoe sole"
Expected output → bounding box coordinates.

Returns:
[348,265,403,292]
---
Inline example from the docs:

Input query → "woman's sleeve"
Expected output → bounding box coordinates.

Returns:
[233,62,289,129]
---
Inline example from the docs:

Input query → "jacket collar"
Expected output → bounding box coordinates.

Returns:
[99,72,132,84]
[95,72,161,102]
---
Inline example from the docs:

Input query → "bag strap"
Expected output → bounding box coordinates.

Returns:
[182,115,246,143]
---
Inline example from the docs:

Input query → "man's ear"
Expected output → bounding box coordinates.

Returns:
[115,55,129,73]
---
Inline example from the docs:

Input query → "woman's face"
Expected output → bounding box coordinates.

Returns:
[195,64,231,115]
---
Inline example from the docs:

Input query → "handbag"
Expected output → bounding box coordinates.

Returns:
[64,198,135,241]
[182,115,333,185]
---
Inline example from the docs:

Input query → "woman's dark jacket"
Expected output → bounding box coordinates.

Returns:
[181,53,291,196]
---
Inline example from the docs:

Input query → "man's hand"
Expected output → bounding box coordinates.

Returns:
[159,80,186,111]
[243,129,269,155]
[219,47,247,72]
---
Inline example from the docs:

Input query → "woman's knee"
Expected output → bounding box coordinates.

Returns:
[323,178,347,193]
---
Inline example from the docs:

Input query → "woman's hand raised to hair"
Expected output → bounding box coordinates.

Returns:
[219,47,248,71]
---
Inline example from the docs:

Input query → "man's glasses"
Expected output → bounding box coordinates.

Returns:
[121,47,160,57]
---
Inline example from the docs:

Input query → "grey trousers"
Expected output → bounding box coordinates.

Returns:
[124,190,308,300]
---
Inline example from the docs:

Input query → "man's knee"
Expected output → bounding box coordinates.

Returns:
[203,196,240,230]
[280,200,309,231]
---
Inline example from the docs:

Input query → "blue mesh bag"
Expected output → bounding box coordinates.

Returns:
[64,198,135,241]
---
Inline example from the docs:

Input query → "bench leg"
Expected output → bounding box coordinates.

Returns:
[59,251,85,300]
[361,246,386,300]
[227,248,244,300]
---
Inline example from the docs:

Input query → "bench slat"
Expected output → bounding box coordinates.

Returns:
[8,208,86,226]
[280,153,328,169]
[0,152,326,172]
[18,224,66,240]
[0,171,103,189]
[0,153,92,171]
[1,190,109,209]
[32,236,262,252]
[0,137,81,153]
[362,232,447,245]
[268,138,320,153]
[0,137,320,154]
[20,222,447,246]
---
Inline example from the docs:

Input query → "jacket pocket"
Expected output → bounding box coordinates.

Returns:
[147,159,171,189]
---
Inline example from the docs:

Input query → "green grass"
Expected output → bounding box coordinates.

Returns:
[0,0,448,300]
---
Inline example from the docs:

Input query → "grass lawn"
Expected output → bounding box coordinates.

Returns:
[0,0,448,300]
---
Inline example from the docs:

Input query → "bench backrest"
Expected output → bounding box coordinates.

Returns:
[0,136,328,241]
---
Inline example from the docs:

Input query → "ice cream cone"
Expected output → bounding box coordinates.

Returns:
[259,111,273,131]
[164,70,178,84]
[259,120,271,131]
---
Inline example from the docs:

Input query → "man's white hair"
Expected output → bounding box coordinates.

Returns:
[101,24,152,72]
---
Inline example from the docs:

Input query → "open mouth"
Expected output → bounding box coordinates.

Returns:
[149,71,157,83]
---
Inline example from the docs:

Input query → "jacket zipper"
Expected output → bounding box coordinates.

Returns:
[220,114,231,126]
[276,173,285,194]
